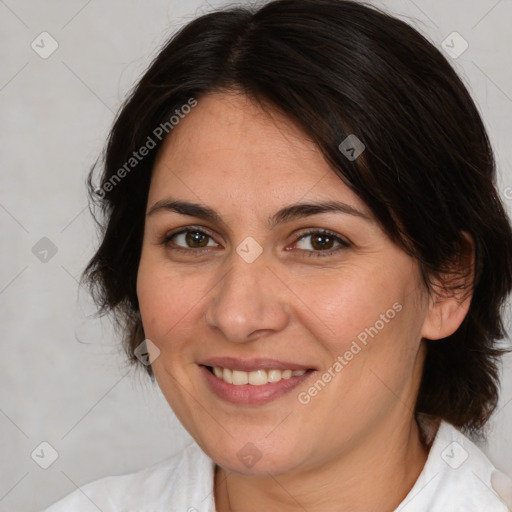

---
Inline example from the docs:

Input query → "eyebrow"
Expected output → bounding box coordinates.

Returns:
[146,199,372,226]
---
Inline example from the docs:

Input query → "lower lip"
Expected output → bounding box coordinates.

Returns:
[199,365,315,405]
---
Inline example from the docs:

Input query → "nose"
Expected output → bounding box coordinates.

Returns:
[204,249,290,343]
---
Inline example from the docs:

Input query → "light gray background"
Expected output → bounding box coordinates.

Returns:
[1,0,511,510]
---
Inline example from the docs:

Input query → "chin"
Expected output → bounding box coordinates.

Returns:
[203,436,311,477]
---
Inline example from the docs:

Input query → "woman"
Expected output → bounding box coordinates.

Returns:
[44,0,512,510]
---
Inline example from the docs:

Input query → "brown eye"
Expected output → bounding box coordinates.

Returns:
[293,230,350,257]
[164,229,219,250]
[185,231,209,247]
[310,233,335,250]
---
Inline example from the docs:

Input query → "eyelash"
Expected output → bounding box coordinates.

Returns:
[160,226,350,258]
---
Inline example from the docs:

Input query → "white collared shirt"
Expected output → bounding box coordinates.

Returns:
[42,420,512,511]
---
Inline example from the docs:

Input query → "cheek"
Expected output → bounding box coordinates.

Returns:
[136,254,195,346]
[336,287,425,404]
[302,259,425,391]
[136,252,223,365]
[299,262,404,349]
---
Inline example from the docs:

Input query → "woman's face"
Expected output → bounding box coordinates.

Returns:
[137,91,432,475]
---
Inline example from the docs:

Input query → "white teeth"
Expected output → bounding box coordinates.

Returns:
[249,370,267,386]
[211,367,307,385]
[223,368,233,384]
[232,370,249,385]
[267,369,281,383]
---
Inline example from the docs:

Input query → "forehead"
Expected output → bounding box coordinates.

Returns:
[149,91,368,215]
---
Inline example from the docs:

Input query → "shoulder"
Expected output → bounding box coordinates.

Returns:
[41,441,216,512]
[397,419,512,512]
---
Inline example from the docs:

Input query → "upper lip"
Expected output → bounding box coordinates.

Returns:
[199,357,315,372]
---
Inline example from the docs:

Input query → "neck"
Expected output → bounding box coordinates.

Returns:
[215,416,429,512]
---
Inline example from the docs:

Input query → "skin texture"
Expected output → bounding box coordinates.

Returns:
[136,91,472,511]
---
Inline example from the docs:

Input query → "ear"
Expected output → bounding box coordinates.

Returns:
[421,232,475,340]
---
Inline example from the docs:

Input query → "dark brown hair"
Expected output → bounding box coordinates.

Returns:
[82,0,512,435]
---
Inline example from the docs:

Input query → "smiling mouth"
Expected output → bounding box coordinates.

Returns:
[205,365,313,385]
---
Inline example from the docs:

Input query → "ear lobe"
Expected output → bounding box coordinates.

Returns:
[421,232,475,341]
